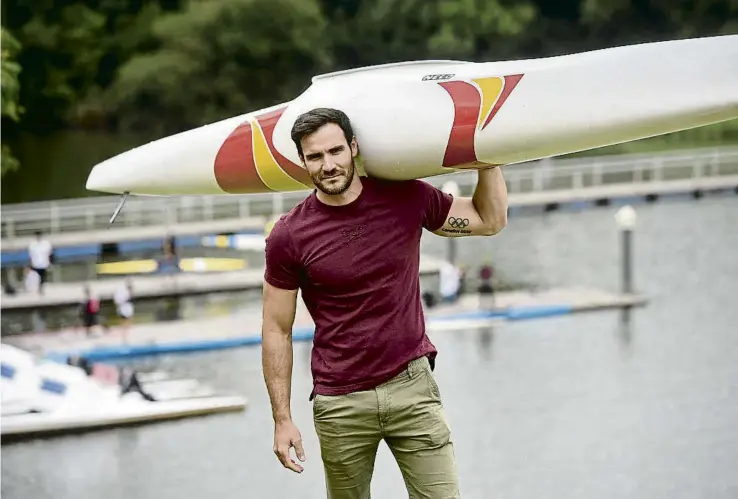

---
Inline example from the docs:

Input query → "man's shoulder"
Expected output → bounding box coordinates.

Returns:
[273,193,316,227]
[267,194,317,242]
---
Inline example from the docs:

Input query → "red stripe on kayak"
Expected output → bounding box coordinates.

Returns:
[213,121,268,194]
[438,81,482,167]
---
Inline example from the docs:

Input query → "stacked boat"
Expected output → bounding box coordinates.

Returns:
[1,344,247,440]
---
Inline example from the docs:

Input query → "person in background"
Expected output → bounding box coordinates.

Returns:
[157,236,181,275]
[114,279,135,343]
[119,366,156,402]
[28,231,53,295]
[78,285,106,337]
[439,260,462,304]
[478,263,496,310]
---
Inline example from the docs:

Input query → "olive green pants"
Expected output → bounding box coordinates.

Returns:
[312,356,460,499]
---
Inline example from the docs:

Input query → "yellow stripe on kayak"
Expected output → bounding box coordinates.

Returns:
[251,119,310,192]
[472,77,503,130]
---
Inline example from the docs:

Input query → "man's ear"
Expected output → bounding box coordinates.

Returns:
[350,136,359,158]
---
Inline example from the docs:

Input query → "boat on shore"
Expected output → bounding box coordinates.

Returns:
[1,344,247,441]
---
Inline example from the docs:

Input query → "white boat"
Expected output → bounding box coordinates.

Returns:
[0,344,247,440]
[85,35,738,196]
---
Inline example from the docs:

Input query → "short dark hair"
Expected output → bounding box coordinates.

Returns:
[290,108,354,158]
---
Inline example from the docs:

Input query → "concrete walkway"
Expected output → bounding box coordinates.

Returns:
[1,216,267,252]
[3,286,647,361]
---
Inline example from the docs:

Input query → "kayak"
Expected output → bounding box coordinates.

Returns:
[85,35,738,197]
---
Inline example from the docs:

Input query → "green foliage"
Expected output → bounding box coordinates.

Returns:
[2,28,24,176]
[3,0,738,143]
[105,0,333,136]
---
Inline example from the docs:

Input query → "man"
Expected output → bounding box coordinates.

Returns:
[262,108,508,498]
[478,264,496,310]
[27,231,53,295]
[114,279,135,343]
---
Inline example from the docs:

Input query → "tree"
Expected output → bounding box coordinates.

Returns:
[105,0,333,136]
[1,28,24,177]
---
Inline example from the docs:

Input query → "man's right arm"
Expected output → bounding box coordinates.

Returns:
[261,281,298,424]
[261,280,306,473]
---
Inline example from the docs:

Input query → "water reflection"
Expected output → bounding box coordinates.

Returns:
[0,289,263,336]
[476,327,495,360]
[618,307,634,351]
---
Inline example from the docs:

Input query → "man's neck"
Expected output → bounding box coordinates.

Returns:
[316,174,364,207]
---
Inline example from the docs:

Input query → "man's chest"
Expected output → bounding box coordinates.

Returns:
[297,208,421,289]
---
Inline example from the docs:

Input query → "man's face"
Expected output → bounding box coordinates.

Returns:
[300,123,358,196]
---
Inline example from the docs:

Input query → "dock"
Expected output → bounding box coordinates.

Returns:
[3,286,648,362]
[0,254,446,311]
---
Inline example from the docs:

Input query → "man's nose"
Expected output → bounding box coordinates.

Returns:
[322,160,338,171]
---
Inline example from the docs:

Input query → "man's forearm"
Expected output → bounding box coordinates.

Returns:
[262,327,294,424]
[472,166,508,233]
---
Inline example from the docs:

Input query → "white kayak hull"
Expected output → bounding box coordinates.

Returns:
[85,35,738,196]
[1,395,246,438]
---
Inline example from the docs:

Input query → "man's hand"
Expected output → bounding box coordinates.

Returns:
[273,419,306,473]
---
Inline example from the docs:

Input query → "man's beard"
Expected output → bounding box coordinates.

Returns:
[312,159,355,196]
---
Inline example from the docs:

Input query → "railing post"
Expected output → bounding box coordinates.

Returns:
[593,161,602,186]
[511,174,521,193]
[50,203,60,233]
[86,209,95,229]
[272,193,284,217]
[573,170,583,189]
[533,168,543,191]
[6,218,15,239]
[164,201,175,228]
[204,196,214,221]
[693,159,702,178]
[239,197,250,218]
[634,162,643,183]
[652,158,662,182]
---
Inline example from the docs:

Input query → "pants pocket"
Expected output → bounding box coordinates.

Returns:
[422,364,442,402]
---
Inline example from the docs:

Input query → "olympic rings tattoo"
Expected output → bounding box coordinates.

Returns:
[448,217,469,229]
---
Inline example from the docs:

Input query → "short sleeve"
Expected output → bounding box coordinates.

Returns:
[264,218,301,290]
[414,180,454,232]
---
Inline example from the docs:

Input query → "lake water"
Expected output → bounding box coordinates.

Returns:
[2,194,738,499]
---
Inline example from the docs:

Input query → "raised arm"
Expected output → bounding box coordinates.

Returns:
[434,167,508,237]
[262,280,306,473]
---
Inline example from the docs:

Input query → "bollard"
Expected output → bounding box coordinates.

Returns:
[614,205,637,294]
[441,181,460,265]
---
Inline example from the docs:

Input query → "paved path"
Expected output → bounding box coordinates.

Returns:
[512,174,738,206]
[3,286,647,360]
[1,255,445,310]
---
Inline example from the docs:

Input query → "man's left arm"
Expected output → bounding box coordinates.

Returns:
[434,167,508,237]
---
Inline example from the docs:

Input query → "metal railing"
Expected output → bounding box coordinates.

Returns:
[2,146,737,240]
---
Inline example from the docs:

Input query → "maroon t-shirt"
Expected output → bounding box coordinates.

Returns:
[264,177,453,396]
